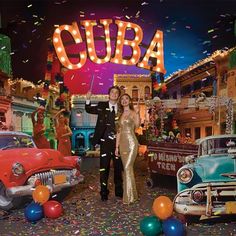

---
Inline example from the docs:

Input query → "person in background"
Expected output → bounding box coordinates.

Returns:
[31,106,50,149]
[85,86,123,201]
[115,93,140,204]
[54,108,72,156]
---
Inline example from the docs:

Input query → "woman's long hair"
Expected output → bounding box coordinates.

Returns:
[118,93,134,114]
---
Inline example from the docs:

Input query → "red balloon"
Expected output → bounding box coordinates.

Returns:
[43,200,63,219]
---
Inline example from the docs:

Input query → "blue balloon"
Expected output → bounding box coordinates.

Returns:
[24,202,44,222]
[140,215,162,236]
[162,217,185,236]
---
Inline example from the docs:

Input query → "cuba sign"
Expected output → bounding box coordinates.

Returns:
[53,19,166,74]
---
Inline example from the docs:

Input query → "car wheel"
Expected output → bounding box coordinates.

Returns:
[53,187,72,202]
[146,177,155,188]
[0,182,23,211]
[146,173,159,188]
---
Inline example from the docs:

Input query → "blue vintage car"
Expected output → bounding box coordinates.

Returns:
[174,134,236,221]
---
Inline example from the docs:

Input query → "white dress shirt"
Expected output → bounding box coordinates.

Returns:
[109,102,118,114]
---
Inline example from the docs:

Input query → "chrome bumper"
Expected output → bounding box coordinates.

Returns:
[6,173,84,197]
[174,182,236,216]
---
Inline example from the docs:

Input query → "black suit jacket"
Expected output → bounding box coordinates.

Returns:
[85,101,114,145]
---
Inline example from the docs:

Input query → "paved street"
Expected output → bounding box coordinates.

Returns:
[0,156,236,235]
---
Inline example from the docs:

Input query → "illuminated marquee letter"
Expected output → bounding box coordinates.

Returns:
[81,19,113,64]
[53,22,87,69]
[110,20,143,65]
[138,30,166,73]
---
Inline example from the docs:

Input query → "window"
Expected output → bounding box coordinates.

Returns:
[75,133,85,148]
[205,126,212,136]
[195,127,201,140]
[120,86,125,95]
[202,76,213,87]
[172,91,177,99]
[192,80,201,91]
[132,86,139,101]
[89,133,94,150]
[181,85,191,96]
[144,86,150,99]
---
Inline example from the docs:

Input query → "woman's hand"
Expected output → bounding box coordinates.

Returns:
[115,147,119,157]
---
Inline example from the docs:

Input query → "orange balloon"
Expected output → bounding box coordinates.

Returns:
[152,196,173,220]
[32,185,50,205]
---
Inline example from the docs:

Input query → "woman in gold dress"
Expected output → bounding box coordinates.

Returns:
[115,94,140,204]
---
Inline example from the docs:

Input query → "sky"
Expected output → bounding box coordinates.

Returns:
[0,0,235,94]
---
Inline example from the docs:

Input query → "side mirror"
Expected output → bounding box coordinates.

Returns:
[185,154,197,164]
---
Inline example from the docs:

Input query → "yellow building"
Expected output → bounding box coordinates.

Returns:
[114,74,152,125]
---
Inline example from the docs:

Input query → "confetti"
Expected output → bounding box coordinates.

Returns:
[208,29,214,33]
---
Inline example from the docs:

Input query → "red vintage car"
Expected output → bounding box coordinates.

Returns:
[0,131,84,210]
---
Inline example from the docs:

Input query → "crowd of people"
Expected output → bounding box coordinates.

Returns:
[31,85,141,205]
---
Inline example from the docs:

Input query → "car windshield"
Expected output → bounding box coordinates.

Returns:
[0,135,35,150]
[199,137,236,156]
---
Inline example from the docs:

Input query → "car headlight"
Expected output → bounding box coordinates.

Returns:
[177,168,193,184]
[12,163,25,176]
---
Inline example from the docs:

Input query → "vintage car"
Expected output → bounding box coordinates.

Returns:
[174,134,236,222]
[0,131,84,210]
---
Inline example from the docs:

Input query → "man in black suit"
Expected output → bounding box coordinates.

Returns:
[85,86,123,201]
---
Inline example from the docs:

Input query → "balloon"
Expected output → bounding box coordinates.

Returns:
[152,196,173,220]
[32,185,50,205]
[162,217,185,236]
[24,202,43,222]
[43,200,63,219]
[140,215,162,236]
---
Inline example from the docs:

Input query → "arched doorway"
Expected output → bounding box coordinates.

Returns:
[89,133,94,150]
[132,86,139,101]
[75,133,85,149]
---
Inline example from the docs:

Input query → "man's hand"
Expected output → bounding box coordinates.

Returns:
[86,91,92,100]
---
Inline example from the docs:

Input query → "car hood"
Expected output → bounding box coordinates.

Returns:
[194,155,235,182]
[0,148,74,171]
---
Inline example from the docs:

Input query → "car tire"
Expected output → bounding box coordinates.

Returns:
[146,177,155,188]
[0,182,23,211]
[53,187,72,202]
[146,173,159,188]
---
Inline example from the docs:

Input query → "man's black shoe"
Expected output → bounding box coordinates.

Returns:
[101,195,108,201]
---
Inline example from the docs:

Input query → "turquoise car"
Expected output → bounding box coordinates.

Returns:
[174,134,236,221]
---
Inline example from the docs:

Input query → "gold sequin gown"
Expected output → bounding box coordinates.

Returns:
[119,116,138,204]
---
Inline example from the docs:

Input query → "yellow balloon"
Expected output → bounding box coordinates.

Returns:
[32,185,50,205]
[152,196,173,220]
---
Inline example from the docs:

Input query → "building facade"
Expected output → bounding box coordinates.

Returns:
[70,94,108,152]
[166,48,236,140]
[114,74,152,125]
